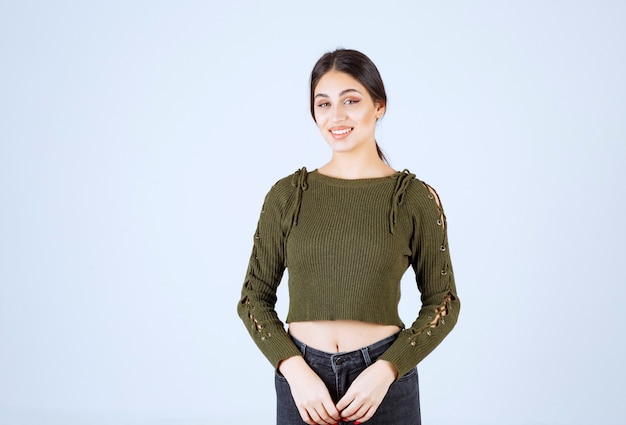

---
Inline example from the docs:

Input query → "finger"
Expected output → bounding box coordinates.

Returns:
[321,400,342,423]
[307,408,324,425]
[315,406,338,425]
[354,405,376,424]
[343,404,368,423]
[297,407,316,425]
[344,400,380,423]
[336,391,355,412]
[337,396,360,419]
[312,406,338,425]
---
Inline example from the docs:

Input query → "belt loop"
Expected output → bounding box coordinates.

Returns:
[361,347,372,366]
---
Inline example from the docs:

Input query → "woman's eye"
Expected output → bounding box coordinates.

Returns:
[345,99,360,105]
[317,102,330,108]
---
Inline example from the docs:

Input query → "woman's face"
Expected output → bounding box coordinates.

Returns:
[313,70,385,157]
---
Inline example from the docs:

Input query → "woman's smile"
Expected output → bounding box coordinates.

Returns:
[329,126,353,139]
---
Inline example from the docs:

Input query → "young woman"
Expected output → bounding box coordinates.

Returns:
[237,48,460,425]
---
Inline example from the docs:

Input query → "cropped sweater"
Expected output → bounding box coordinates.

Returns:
[237,168,460,378]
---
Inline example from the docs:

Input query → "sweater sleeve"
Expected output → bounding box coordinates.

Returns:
[378,180,461,378]
[236,178,303,368]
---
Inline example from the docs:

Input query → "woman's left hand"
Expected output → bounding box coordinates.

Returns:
[336,359,398,423]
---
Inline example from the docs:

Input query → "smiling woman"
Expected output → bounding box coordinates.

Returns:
[237,49,460,425]
[309,50,389,167]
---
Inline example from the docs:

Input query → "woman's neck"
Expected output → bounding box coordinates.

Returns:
[318,153,396,180]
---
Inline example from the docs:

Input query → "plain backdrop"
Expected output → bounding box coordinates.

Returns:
[1,1,625,424]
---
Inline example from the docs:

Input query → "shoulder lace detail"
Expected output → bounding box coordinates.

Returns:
[389,169,415,234]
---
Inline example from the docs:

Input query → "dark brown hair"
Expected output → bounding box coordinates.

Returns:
[309,48,388,162]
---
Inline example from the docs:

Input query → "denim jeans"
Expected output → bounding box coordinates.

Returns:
[275,333,421,425]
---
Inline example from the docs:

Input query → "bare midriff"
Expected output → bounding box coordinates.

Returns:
[288,320,401,353]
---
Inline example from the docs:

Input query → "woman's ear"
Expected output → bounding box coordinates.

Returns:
[375,102,386,119]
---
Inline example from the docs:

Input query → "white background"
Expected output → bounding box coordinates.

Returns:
[1,1,625,424]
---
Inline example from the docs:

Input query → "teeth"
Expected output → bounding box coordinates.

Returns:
[331,128,351,135]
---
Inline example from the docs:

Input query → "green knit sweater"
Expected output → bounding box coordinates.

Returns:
[237,168,460,378]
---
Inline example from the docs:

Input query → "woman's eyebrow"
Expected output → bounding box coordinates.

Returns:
[314,88,362,99]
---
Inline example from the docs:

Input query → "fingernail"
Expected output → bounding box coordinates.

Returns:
[355,422,361,425]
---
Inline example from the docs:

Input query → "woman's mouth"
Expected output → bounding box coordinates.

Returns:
[330,127,353,139]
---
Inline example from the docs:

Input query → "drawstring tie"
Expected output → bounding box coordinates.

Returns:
[389,169,415,234]
[289,167,308,228]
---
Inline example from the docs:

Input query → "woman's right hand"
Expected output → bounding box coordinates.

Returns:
[278,356,341,425]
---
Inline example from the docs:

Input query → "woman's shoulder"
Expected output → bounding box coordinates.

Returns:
[263,167,309,200]
[394,169,425,195]
[400,170,446,210]
[269,167,308,188]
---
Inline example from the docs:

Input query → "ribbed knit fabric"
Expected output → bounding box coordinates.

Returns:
[237,168,460,378]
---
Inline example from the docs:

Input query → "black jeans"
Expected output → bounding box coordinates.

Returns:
[275,333,421,425]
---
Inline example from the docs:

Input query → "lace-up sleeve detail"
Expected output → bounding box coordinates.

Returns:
[379,178,460,378]
[236,170,307,368]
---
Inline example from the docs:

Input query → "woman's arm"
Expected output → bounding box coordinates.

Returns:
[378,180,461,378]
[236,178,302,367]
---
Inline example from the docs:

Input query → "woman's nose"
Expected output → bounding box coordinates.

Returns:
[331,104,347,122]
